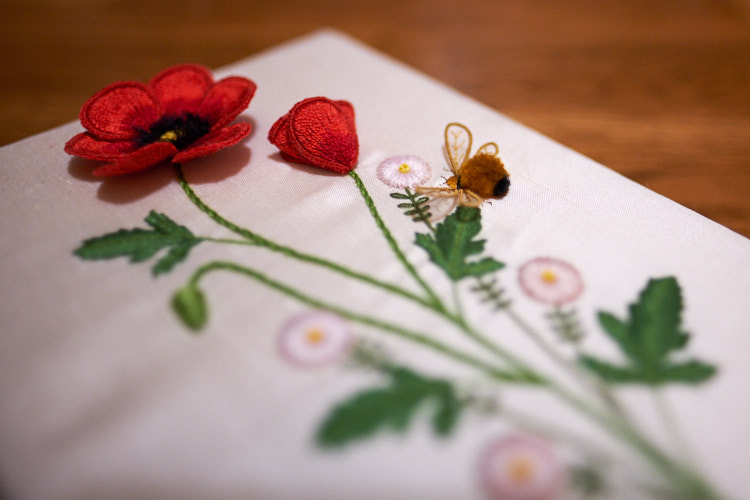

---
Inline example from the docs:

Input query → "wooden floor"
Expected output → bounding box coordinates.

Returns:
[1,0,748,237]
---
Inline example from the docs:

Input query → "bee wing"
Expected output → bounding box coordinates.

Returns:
[414,186,459,221]
[444,123,473,175]
[414,186,456,198]
[428,195,459,221]
[476,141,499,157]
[458,189,485,207]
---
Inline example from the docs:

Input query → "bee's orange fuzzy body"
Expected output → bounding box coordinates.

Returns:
[455,153,510,199]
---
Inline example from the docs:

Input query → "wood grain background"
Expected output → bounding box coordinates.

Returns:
[1,0,748,237]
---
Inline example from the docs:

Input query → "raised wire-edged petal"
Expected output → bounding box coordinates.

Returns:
[288,97,358,173]
[173,122,251,163]
[80,82,160,141]
[150,64,214,117]
[198,76,256,131]
[333,100,355,127]
[93,141,177,176]
[64,132,140,161]
[267,114,305,163]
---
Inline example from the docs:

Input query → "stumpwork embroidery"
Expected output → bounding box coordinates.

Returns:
[65,64,256,177]
[71,92,719,499]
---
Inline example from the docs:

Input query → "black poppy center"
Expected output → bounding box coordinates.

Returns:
[141,113,211,150]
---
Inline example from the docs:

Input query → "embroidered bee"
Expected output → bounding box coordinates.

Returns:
[416,122,509,217]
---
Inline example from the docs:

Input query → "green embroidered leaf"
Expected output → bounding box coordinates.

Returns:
[392,189,432,223]
[579,356,644,383]
[172,284,208,331]
[415,206,504,281]
[316,366,463,447]
[580,277,717,386]
[597,311,633,356]
[660,360,717,383]
[74,211,200,276]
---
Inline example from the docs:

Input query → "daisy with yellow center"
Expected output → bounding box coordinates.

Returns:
[479,434,564,500]
[278,311,353,367]
[376,155,433,189]
[518,257,584,305]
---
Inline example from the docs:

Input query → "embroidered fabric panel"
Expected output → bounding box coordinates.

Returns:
[0,30,748,500]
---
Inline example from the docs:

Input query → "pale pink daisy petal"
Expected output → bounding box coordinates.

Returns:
[479,434,565,500]
[376,155,433,189]
[518,257,584,305]
[278,311,353,367]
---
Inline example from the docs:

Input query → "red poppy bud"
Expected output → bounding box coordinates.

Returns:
[268,97,358,174]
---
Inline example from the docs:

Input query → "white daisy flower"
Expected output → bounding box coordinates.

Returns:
[479,434,565,500]
[376,155,432,189]
[277,310,353,367]
[518,257,584,305]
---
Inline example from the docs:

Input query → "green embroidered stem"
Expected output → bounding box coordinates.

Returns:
[446,312,539,379]
[175,165,431,310]
[505,307,628,416]
[652,388,695,464]
[199,237,256,247]
[349,171,445,311]
[188,260,540,385]
[548,380,721,500]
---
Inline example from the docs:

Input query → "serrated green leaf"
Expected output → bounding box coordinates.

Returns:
[171,284,208,331]
[661,360,717,383]
[74,211,200,276]
[397,203,413,208]
[414,206,504,281]
[316,367,463,447]
[153,241,201,276]
[579,356,643,383]
[630,277,684,367]
[390,192,410,199]
[581,277,717,386]
[597,311,633,356]
[431,385,462,435]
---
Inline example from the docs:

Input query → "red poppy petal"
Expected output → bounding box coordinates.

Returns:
[93,141,177,176]
[64,132,140,161]
[267,114,306,162]
[198,76,256,131]
[80,82,160,140]
[279,151,307,164]
[288,97,359,174]
[334,100,355,125]
[150,64,214,117]
[173,122,251,163]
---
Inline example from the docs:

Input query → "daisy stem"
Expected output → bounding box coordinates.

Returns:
[652,388,696,465]
[446,311,539,380]
[188,260,541,385]
[349,171,446,312]
[175,165,432,311]
[504,306,629,416]
[545,378,721,500]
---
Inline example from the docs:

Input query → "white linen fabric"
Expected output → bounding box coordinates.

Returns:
[1,29,748,499]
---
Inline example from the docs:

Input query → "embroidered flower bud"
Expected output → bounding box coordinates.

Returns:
[172,283,208,331]
[268,97,359,174]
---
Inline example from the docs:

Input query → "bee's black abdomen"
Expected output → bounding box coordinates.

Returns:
[493,176,510,197]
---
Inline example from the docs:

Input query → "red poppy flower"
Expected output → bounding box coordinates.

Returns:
[268,97,358,174]
[65,64,256,176]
